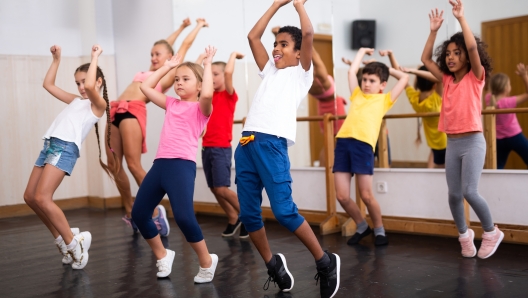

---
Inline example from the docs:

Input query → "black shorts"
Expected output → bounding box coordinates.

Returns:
[432,148,446,165]
[202,147,232,188]
[112,111,137,127]
[333,138,374,175]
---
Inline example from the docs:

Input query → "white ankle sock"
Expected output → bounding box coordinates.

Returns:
[484,229,496,235]
[55,235,63,244]
[66,238,78,250]
[459,230,469,238]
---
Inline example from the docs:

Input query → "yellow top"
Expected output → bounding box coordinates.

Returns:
[336,87,393,151]
[405,86,446,150]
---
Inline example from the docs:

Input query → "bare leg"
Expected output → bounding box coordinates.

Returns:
[427,151,435,168]
[211,187,239,224]
[249,227,273,263]
[293,220,324,260]
[357,174,383,228]
[32,165,73,244]
[24,166,60,238]
[119,119,158,218]
[106,123,133,216]
[334,172,364,223]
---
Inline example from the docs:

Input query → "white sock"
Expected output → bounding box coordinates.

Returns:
[54,235,63,244]
[459,230,469,238]
[484,228,497,235]
[66,238,78,250]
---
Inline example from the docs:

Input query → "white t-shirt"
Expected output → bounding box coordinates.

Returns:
[43,97,101,153]
[243,58,313,146]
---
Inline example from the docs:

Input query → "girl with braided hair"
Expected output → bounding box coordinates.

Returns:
[23,44,114,270]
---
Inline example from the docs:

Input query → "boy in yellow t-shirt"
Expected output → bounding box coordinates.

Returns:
[337,48,408,246]
[380,50,446,168]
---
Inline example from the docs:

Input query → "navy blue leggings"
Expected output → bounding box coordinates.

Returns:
[497,133,528,169]
[131,158,203,242]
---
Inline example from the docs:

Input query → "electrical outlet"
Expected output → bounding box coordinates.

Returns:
[376,181,388,193]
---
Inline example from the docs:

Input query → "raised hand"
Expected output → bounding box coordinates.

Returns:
[429,8,444,32]
[515,63,528,77]
[50,45,61,60]
[91,44,103,58]
[379,50,392,57]
[449,0,464,19]
[274,0,292,7]
[202,46,218,66]
[361,48,375,56]
[342,57,352,65]
[196,18,209,28]
[181,18,191,28]
[164,53,181,68]
[293,0,307,8]
[234,52,245,59]
[399,66,414,73]
[271,26,280,36]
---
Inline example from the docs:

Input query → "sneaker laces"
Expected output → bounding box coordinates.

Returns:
[314,268,330,287]
[156,259,170,273]
[263,272,277,290]
[196,267,213,279]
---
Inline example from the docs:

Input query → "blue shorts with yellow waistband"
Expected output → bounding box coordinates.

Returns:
[234,131,305,233]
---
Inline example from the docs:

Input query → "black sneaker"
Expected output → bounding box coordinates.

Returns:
[374,234,389,246]
[347,226,372,245]
[315,252,340,298]
[263,253,294,292]
[239,224,249,239]
[221,219,242,237]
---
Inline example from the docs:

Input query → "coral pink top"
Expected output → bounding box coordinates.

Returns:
[155,96,210,162]
[484,94,522,139]
[439,69,485,134]
[133,71,162,92]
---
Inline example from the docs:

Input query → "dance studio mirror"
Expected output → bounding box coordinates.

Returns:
[173,0,334,168]
[331,0,528,170]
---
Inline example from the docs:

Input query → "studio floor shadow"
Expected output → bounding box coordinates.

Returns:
[0,208,527,298]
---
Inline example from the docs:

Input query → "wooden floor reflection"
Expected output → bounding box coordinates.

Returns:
[1,208,527,298]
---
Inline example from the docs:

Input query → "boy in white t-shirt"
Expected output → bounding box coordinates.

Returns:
[235,1,340,297]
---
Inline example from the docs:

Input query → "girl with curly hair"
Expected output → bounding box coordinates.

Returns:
[421,0,503,260]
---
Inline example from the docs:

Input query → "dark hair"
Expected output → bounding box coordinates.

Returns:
[362,62,389,82]
[434,32,492,79]
[74,63,119,181]
[278,26,302,51]
[153,39,174,55]
[416,65,435,92]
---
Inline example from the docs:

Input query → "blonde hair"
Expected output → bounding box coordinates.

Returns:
[489,73,509,107]
[153,39,174,55]
[177,62,204,96]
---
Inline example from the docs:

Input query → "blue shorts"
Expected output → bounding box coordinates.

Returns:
[35,137,79,176]
[432,148,446,165]
[234,132,305,233]
[201,147,232,188]
[333,138,374,175]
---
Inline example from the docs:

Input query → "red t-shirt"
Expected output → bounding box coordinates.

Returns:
[202,89,238,147]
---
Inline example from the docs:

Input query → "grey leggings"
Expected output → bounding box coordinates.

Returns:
[445,133,494,233]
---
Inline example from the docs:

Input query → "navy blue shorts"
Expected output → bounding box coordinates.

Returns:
[333,138,374,175]
[432,148,446,165]
[202,147,232,188]
[35,137,79,176]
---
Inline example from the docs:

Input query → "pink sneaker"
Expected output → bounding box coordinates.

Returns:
[478,226,504,259]
[459,229,477,258]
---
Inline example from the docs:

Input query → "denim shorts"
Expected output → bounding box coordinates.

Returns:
[35,137,80,176]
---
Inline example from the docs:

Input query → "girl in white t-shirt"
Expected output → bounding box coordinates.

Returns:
[24,44,115,270]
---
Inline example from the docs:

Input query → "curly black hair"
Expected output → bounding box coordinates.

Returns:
[434,32,492,79]
[416,65,435,92]
[362,62,389,83]
[278,26,302,51]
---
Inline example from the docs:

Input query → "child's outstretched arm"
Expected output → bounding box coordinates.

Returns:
[312,47,332,91]
[199,46,218,117]
[84,45,108,117]
[515,63,528,105]
[248,0,292,71]
[293,0,313,71]
[400,67,440,83]
[165,18,191,46]
[43,45,77,104]
[421,8,445,82]
[140,53,181,110]
[225,51,244,95]
[195,52,206,65]
[380,50,400,70]
[342,47,373,94]
[449,0,483,79]
[388,67,409,102]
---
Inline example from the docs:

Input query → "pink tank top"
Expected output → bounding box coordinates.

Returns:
[133,71,163,93]
[312,75,335,100]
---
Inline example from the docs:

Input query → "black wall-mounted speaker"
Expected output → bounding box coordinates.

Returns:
[352,20,376,49]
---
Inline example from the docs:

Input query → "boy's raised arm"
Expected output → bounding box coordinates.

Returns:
[248,1,291,71]
[293,0,313,71]
[225,52,244,95]
[389,68,409,102]
[343,47,373,94]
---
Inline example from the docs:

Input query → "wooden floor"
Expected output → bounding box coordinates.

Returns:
[1,209,528,298]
